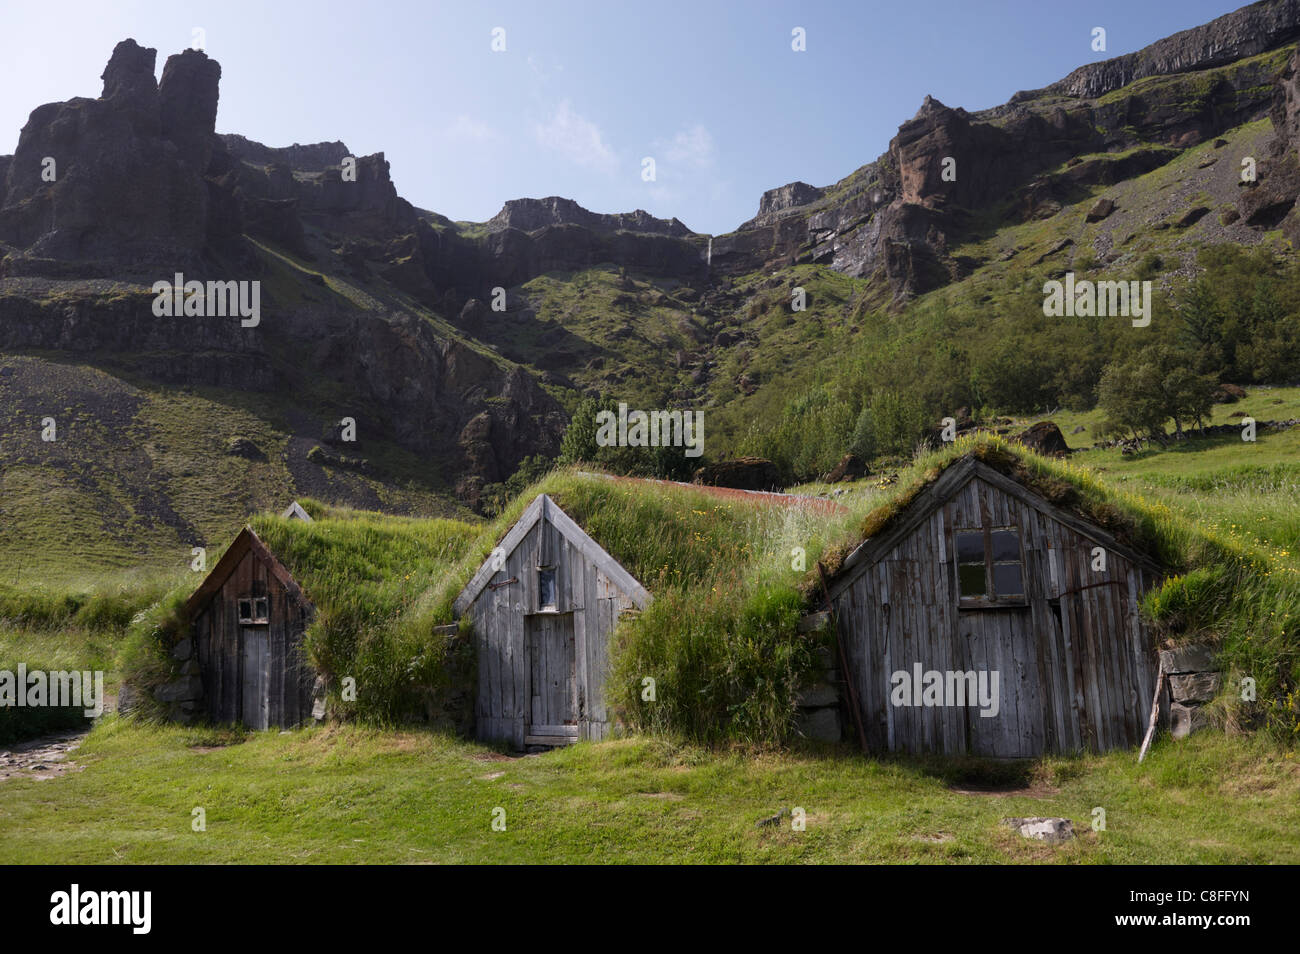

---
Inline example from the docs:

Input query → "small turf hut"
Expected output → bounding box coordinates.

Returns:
[185,527,316,730]
[454,493,650,748]
[826,451,1164,758]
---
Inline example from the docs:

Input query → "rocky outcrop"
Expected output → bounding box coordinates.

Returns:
[1160,644,1222,740]
[718,6,1300,304]
[0,39,222,271]
[486,196,693,236]
[1237,44,1300,238]
[1013,421,1071,457]
[0,40,569,502]
[740,181,827,229]
[1043,0,1300,100]
[220,135,350,171]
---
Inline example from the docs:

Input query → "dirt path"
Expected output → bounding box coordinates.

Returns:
[0,729,89,782]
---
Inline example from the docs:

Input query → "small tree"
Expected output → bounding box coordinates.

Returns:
[557,397,605,465]
[1097,345,1214,442]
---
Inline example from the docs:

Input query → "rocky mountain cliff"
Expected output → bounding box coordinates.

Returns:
[0,39,566,515]
[714,0,1300,302]
[3,0,1300,538]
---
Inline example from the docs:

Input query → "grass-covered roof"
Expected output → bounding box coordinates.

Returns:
[122,443,1298,743]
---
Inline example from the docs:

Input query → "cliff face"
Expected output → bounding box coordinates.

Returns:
[4,2,1300,514]
[1236,45,1300,236]
[486,196,692,236]
[1044,0,1300,99]
[716,0,1300,303]
[0,40,219,270]
[0,40,565,508]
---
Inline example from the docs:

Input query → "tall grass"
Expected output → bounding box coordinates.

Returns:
[0,573,178,742]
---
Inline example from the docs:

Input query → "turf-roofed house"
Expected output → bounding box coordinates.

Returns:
[826,451,1165,758]
[454,493,650,749]
[185,527,317,730]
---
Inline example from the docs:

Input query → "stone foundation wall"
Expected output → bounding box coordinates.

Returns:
[796,641,844,743]
[1160,644,1222,739]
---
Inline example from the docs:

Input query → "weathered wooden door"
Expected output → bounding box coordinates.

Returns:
[526,613,577,743]
[962,610,1042,757]
[241,629,270,730]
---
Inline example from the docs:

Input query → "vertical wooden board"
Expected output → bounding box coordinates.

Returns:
[1025,511,1058,752]
[566,614,578,723]
[1079,587,1107,752]
[873,565,890,751]
[511,583,527,748]
[480,600,497,731]
[472,610,487,736]
[538,614,552,728]
[588,563,606,724]
[1085,581,1112,750]
[964,610,988,755]
[875,572,890,751]
[221,590,238,724]
[1103,576,1131,746]
[1021,609,1047,755]
[847,599,870,751]
[560,538,574,610]
[1128,569,1154,743]
[990,612,1012,758]
[574,606,589,734]
[889,556,910,752]
[1111,579,1139,747]
[527,616,541,728]
[1043,515,1071,751]
[1091,584,1116,751]
[472,604,491,733]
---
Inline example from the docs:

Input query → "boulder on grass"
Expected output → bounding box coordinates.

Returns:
[824,453,867,483]
[1012,421,1071,457]
[1211,383,1247,404]
[1086,197,1115,222]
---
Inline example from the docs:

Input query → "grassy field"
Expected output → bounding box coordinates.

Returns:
[1043,385,1300,562]
[0,720,1295,864]
[2,413,1297,863]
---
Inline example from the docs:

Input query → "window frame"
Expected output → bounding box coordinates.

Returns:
[536,566,558,613]
[237,595,270,625]
[952,525,1027,609]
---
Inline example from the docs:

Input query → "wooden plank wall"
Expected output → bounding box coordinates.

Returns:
[194,550,314,729]
[834,475,1158,756]
[472,513,638,746]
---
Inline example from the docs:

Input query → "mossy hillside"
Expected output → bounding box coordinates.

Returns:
[0,353,467,584]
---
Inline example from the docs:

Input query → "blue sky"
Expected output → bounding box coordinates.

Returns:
[0,0,1250,234]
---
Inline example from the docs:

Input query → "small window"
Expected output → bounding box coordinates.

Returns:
[538,568,557,611]
[238,596,270,624]
[953,527,1025,605]
[955,532,987,598]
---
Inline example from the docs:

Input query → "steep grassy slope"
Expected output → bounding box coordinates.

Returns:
[0,352,473,585]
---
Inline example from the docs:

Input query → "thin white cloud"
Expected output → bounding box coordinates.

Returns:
[534,100,617,175]
[658,123,716,169]
[443,115,503,144]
